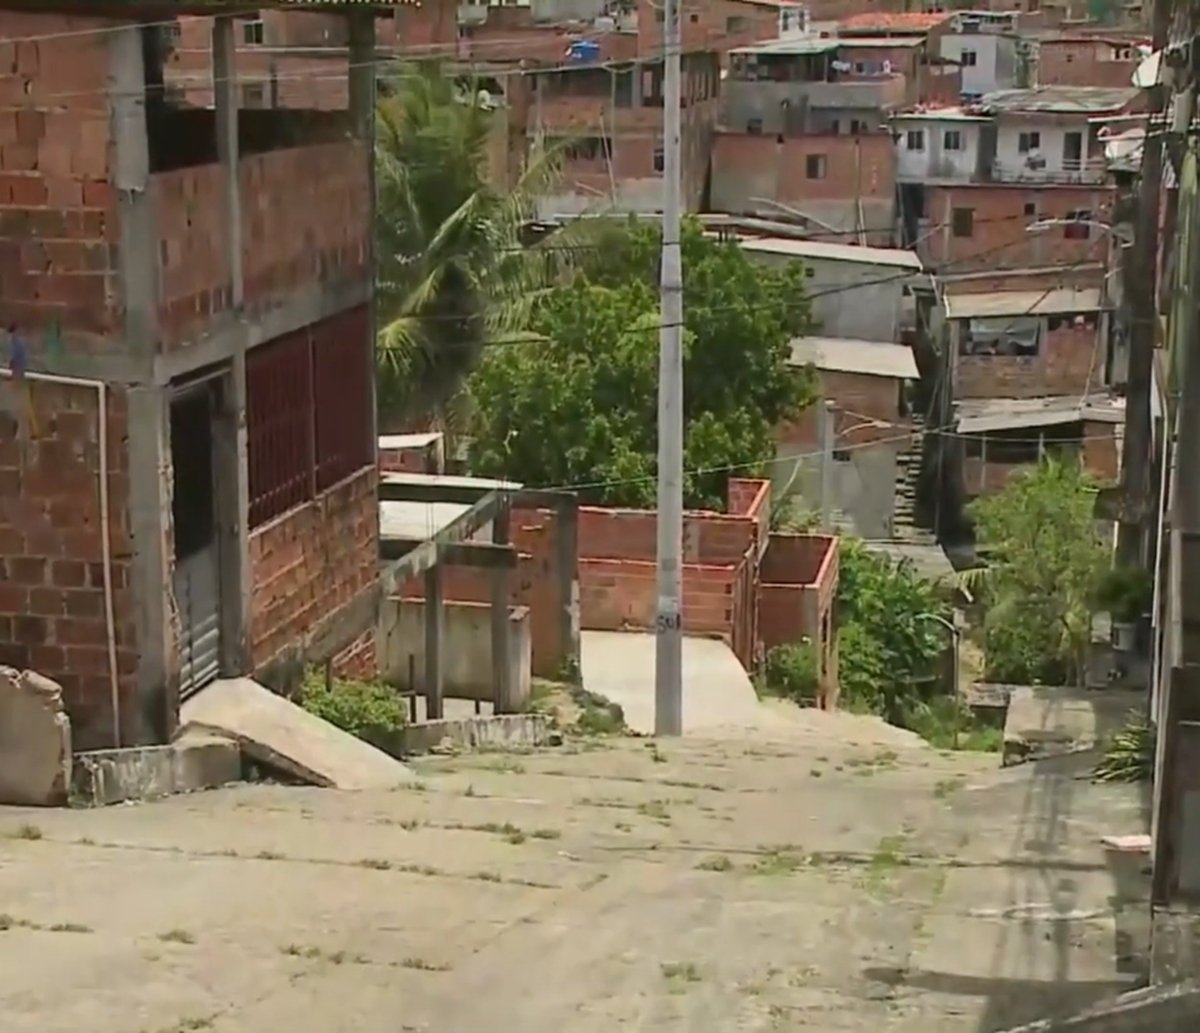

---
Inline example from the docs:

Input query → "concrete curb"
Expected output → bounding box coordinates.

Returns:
[70,733,242,807]
[383,713,552,758]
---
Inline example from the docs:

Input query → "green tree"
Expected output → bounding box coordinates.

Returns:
[836,539,950,721]
[466,219,814,508]
[374,64,563,429]
[968,457,1108,685]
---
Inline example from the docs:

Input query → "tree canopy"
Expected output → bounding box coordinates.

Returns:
[373,65,562,429]
[466,219,815,508]
[968,457,1108,685]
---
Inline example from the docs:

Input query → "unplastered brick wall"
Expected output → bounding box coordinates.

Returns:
[1036,39,1143,89]
[0,14,120,342]
[249,464,378,670]
[954,316,1101,399]
[0,380,138,750]
[1082,420,1119,483]
[577,479,771,665]
[757,532,840,706]
[779,372,907,451]
[239,140,369,308]
[921,183,1115,274]
[153,163,232,347]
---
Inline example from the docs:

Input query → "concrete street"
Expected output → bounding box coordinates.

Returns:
[0,712,1149,1033]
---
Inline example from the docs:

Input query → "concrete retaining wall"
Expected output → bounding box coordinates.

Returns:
[995,981,1200,1033]
[377,598,532,712]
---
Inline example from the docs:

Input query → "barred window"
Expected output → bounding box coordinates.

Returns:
[246,306,372,527]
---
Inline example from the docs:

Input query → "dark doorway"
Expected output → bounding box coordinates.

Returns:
[170,381,222,699]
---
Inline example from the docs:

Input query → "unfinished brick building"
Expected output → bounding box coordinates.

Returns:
[0,3,383,751]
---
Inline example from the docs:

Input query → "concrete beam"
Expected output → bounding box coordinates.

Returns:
[379,478,509,506]
[379,539,517,568]
[379,491,500,592]
[153,278,371,385]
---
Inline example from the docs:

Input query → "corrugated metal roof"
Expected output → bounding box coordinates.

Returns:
[787,336,919,379]
[955,395,1125,434]
[729,38,840,57]
[943,287,1106,318]
[978,86,1140,114]
[741,237,925,269]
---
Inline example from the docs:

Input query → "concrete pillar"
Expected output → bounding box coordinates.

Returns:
[556,497,582,682]
[212,16,243,307]
[109,25,157,378]
[127,386,173,743]
[491,497,513,712]
[424,564,444,720]
[212,18,250,675]
[348,12,379,459]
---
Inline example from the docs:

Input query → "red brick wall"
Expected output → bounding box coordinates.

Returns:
[0,13,120,342]
[638,0,779,59]
[392,0,458,51]
[954,315,1102,399]
[153,163,231,347]
[711,133,896,243]
[756,532,839,706]
[779,372,907,450]
[240,142,369,309]
[0,380,138,750]
[921,183,1115,273]
[1036,39,1143,88]
[249,465,378,670]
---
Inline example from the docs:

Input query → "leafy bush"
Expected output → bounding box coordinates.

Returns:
[897,696,1002,753]
[299,668,408,744]
[1094,566,1153,623]
[1094,710,1155,783]
[760,641,820,704]
[836,540,950,723]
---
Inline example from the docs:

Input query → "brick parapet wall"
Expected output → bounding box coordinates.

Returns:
[249,464,378,670]
[0,379,137,750]
[331,628,377,680]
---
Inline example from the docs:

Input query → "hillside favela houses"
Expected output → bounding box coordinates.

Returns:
[0,4,379,751]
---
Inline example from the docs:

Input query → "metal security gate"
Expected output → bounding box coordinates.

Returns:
[171,383,223,700]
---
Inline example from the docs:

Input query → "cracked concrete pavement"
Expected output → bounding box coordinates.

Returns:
[0,711,1151,1033]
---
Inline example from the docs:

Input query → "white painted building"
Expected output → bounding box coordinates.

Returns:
[979,87,1138,184]
[894,110,989,183]
[940,30,1019,100]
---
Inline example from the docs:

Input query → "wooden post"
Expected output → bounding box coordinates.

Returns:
[424,562,443,720]
[491,495,513,712]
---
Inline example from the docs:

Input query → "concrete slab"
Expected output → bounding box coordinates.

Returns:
[1003,686,1136,767]
[180,677,416,790]
[581,631,767,736]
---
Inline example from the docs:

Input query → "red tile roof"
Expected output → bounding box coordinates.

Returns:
[837,12,951,32]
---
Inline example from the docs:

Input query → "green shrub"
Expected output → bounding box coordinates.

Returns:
[1094,567,1153,623]
[299,668,408,744]
[897,695,1002,753]
[760,641,820,704]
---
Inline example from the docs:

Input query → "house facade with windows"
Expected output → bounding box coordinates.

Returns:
[0,4,382,751]
[938,10,1023,101]
[893,86,1135,280]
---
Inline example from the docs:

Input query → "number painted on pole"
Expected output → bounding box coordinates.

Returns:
[656,612,682,632]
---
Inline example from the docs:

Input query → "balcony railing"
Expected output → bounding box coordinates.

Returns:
[989,157,1108,185]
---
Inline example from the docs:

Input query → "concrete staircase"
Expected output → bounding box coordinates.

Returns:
[893,413,936,545]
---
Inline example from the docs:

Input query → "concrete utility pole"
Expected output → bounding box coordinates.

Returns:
[818,400,835,528]
[1115,0,1170,566]
[654,0,684,737]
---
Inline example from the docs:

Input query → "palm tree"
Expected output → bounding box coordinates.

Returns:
[374,64,564,432]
